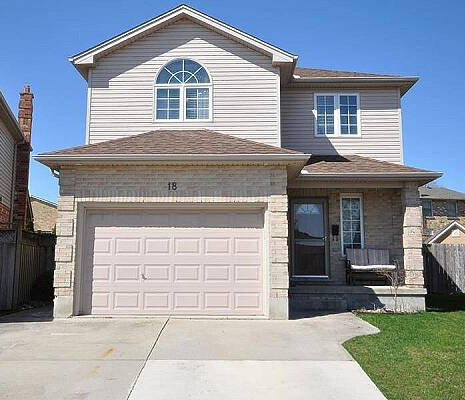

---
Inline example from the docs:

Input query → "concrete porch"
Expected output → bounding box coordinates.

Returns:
[287,179,427,313]
[290,285,427,313]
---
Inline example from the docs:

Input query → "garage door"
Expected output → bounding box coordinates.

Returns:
[83,210,264,316]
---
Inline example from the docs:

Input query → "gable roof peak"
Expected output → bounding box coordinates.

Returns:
[69,4,297,79]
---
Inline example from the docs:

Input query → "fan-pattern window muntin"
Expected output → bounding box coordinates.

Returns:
[155,59,211,121]
[341,195,364,253]
[315,94,360,136]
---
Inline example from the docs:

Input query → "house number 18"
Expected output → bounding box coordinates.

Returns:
[168,181,177,191]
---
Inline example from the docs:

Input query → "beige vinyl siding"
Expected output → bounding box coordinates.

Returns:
[281,88,403,164]
[0,119,16,209]
[88,19,280,147]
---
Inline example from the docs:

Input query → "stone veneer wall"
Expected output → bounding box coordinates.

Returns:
[53,164,289,319]
[402,184,425,287]
[288,188,404,284]
[423,200,465,242]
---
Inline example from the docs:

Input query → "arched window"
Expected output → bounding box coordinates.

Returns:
[155,59,211,121]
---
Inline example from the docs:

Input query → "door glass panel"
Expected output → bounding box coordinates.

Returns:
[293,201,327,276]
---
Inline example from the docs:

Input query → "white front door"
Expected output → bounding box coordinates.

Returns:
[83,210,264,316]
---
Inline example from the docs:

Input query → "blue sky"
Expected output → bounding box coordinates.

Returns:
[1,0,464,202]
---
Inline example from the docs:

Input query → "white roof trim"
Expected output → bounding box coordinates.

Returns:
[69,5,297,78]
[34,153,310,167]
[427,221,465,244]
[299,170,442,180]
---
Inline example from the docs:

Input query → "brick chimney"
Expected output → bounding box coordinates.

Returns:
[12,85,34,228]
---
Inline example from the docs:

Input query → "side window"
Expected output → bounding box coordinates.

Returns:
[341,195,364,253]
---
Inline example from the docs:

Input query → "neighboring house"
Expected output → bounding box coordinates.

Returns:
[427,221,465,245]
[0,86,34,229]
[420,185,465,243]
[30,196,57,233]
[35,5,441,319]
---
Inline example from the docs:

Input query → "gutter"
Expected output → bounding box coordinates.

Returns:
[34,153,311,167]
[292,76,419,84]
[298,171,442,181]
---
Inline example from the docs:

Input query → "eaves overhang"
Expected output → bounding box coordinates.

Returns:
[297,171,442,185]
[34,153,310,168]
[288,76,419,96]
[0,91,25,142]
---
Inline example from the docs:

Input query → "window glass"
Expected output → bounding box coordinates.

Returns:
[340,95,358,134]
[316,95,335,135]
[156,59,210,84]
[446,200,457,218]
[422,199,433,217]
[156,88,180,120]
[186,88,210,120]
[341,197,363,251]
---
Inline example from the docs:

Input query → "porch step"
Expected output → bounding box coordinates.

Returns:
[290,294,348,312]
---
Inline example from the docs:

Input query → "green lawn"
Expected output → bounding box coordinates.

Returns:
[344,294,465,400]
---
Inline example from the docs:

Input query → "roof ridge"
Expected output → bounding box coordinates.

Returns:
[37,129,305,157]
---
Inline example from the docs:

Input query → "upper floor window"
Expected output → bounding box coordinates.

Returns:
[155,59,211,121]
[314,94,360,136]
[446,200,458,218]
[422,199,433,217]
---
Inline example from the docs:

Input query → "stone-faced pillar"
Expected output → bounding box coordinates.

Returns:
[402,183,424,287]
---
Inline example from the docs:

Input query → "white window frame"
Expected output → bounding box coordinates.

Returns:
[153,58,213,123]
[340,193,365,255]
[314,93,361,137]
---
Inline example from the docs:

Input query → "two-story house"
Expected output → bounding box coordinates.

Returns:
[36,5,440,319]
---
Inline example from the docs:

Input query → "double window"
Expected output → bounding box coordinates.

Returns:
[314,94,360,136]
[155,59,211,121]
[422,199,459,218]
[340,194,364,253]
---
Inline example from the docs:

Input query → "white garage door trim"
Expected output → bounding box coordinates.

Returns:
[76,205,269,318]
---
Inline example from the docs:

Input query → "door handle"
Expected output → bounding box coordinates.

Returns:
[141,273,147,280]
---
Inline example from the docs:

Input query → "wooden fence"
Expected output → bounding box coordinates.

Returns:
[424,244,465,294]
[0,228,55,310]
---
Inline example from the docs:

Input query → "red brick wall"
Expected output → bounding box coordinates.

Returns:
[12,85,33,228]
[0,202,10,226]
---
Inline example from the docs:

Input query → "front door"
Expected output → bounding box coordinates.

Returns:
[291,199,329,279]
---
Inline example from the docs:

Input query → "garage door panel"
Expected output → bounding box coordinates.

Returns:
[87,210,264,316]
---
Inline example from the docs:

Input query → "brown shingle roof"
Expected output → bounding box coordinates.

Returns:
[40,130,303,156]
[301,155,438,176]
[294,67,399,79]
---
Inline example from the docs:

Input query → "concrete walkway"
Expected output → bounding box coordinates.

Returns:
[0,306,386,400]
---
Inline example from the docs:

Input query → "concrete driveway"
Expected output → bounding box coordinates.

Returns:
[0,306,386,400]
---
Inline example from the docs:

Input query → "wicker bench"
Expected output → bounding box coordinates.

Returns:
[345,248,398,285]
